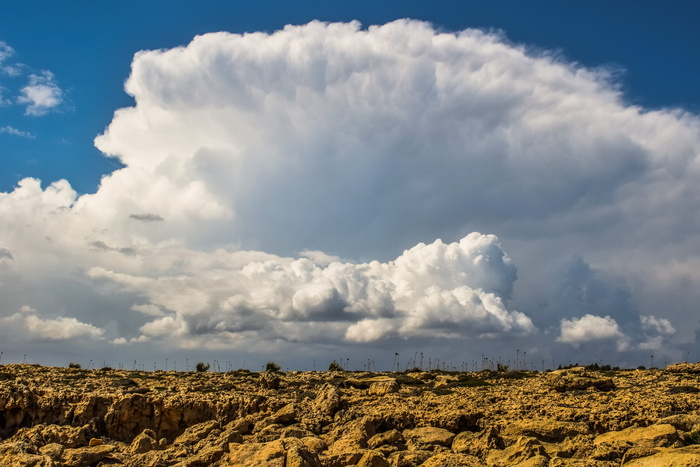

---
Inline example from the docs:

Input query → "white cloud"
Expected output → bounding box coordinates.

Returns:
[558,314,628,350]
[0,125,35,138]
[84,233,533,347]
[17,70,64,116]
[0,41,21,76]
[0,20,699,366]
[0,307,105,342]
[641,315,676,336]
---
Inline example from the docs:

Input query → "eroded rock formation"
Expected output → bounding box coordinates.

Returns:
[1,364,700,466]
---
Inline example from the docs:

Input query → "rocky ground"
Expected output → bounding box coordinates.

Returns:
[2,363,700,466]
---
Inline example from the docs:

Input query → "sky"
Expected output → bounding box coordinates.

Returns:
[1,1,699,371]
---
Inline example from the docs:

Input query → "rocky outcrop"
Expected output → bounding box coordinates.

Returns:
[1,363,700,466]
[545,367,616,392]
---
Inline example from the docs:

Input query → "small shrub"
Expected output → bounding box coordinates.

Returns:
[497,362,509,372]
[454,375,491,387]
[265,361,281,372]
[688,430,700,445]
[395,374,424,386]
[328,361,344,372]
[195,362,210,372]
[68,362,81,369]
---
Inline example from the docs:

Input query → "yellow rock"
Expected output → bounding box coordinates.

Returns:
[88,437,103,446]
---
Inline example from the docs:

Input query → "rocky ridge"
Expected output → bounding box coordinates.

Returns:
[1,363,700,466]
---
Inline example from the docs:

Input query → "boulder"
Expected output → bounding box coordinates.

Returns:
[61,444,115,466]
[131,428,160,454]
[368,429,404,449]
[311,383,341,416]
[259,372,281,390]
[485,436,548,466]
[369,380,400,396]
[357,449,391,467]
[0,441,45,467]
[623,445,700,466]
[174,420,220,445]
[452,427,503,457]
[545,368,615,392]
[225,438,319,467]
[387,449,433,467]
[10,423,90,448]
[402,426,455,450]
[656,414,700,432]
[594,424,682,448]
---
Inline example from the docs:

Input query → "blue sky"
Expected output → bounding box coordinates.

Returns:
[1,1,700,370]
[2,1,698,194]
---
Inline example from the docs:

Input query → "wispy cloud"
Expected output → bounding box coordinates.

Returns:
[17,70,64,116]
[0,125,35,138]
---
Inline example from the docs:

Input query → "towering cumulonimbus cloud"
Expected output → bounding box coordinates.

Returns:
[0,20,699,365]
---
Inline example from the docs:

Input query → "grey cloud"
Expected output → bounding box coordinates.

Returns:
[0,247,13,261]
[129,213,164,222]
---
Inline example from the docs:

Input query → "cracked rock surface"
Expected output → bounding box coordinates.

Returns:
[1,364,700,466]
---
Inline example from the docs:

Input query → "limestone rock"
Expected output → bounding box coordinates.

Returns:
[548,459,618,466]
[88,437,103,446]
[502,419,590,443]
[131,428,159,454]
[623,445,700,466]
[657,413,700,432]
[452,427,503,456]
[545,368,615,392]
[368,429,404,449]
[311,383,341,416]
[0,441,45,467]
[225,438,319,467]
[10,423,90,448]
[402,426,455,450]
[621,446,660,463]
[665,362,700,374]
[3,363,700,467]
[259,372,281,390]
[273,403,298,424]
[358,449,391,467]
[485,436,548,466]
[387,449,433,467]
[590,440,632,460]
[594,423,682,448]
[300,436,327,454]
[369,379,400,396]
[421,452,486,466]
[61,444,115,466]
[174,420,220,445]
[38,442,64,461]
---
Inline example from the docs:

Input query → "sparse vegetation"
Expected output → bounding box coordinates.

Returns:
[688,430,700,445]
[266,361,281,372]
